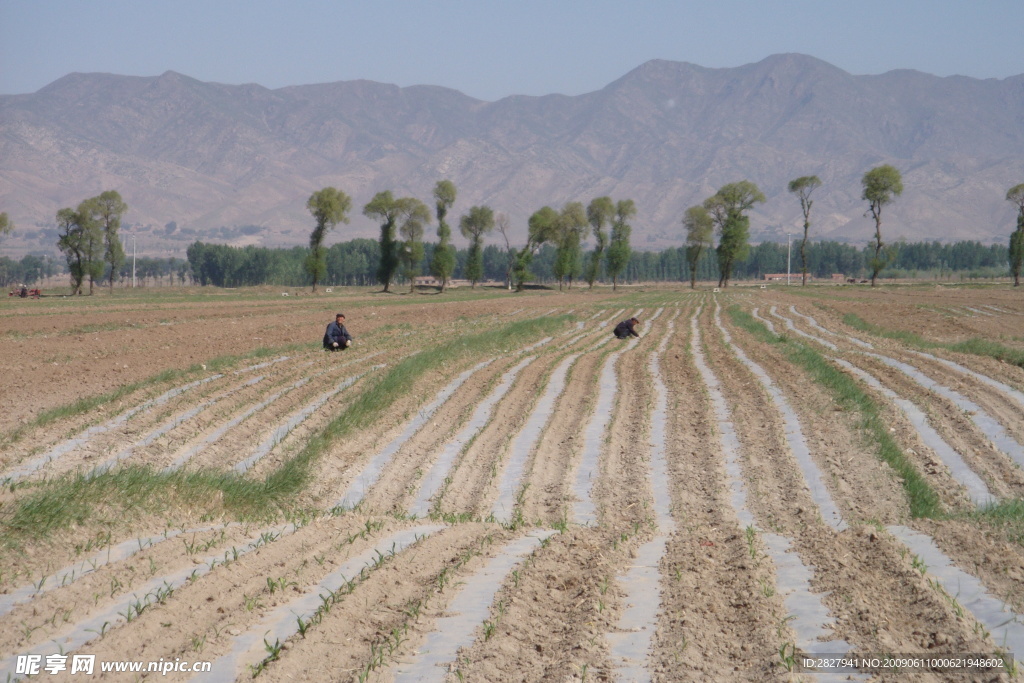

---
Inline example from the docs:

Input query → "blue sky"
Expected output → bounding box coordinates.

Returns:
[1,0,1022,99]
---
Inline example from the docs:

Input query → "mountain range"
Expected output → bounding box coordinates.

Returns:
[1,53,1023,258]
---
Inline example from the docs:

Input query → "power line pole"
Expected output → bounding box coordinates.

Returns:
[787,231,792,285]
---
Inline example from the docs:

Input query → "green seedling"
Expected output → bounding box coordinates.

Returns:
[779,642,797,672]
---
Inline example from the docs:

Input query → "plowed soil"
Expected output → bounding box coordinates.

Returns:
[3,283,1024,682]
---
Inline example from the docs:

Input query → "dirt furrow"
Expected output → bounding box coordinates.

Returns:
[248,523,510,683]
[197,524,447,682]
[443,527,629,681]
[8,518,513,682]
[344,357,516,516]
[464,323,618,521]
[329,359,500,513]
[790,304,1024,457]
[405,354,539,519]
[722,306,911,526]
[712,305,1002,679]
[438,349,560,521]
[517,347,607,526]
[670,305,829,679]
[389,528,557,681]
[0,523,237,619]
[0,520,301,670]
[0,315,484,480]
[767,304,1024,504]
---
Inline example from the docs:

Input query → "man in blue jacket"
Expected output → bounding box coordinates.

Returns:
[323,312,354,351]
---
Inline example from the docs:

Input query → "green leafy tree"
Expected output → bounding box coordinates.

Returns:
[79,198,105,294]
[459,205,495,287]
[606,199,636,291]
[56,201,103,295]
[585,197,614,288]
[788,175,821,286]
[514,206,559,291]
[398,198,431,292]
[704,181,764,288]
[430,180,457,292]
[364,191,404,292]
[57,208,84,294]
[0,212,11,282]
[91,191,128,291]
[306,187,352,292]
[683,205,714,289]
[861,165,903,287]
[552,202,587,290]
[1008,184,1024,287]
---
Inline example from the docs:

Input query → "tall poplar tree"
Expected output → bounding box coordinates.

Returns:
[788,176,821,286]
[306,187,352,292]
[606,199,636,291]
[553,202,587,290]
[704,181,764,288]
[0,212,12,279]
[585,197,614,289]
[683,205,714,289]
[398,198,431,293]
[1008,183,1024,287]
[364,191,403,292]
[93,190,128,291]
[430,180,457,292]
[56,201,102,295]
[459,205,495,287]
[514,206,559,291]
[861,165,903,287]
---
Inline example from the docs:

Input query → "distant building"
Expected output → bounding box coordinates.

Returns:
[413,276,472,288]
[763,273,805,282]
[761,273,845,282]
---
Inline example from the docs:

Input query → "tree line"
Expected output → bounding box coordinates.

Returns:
[2,172,1023,292]
[684,169,1023,287]
[300,182,639,293]
[184,236,1009,289]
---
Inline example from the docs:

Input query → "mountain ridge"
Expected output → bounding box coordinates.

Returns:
[1,53,1022,257]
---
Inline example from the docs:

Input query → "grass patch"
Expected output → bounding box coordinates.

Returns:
[1,316,571,543]
[3,467,277,545]
[969,499,1024,548]
[728,306,942,518]
[843,313,1024,369]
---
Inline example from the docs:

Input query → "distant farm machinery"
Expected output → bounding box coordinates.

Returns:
[8,285,41,298]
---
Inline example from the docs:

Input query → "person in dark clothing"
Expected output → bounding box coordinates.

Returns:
[323,312,354,350]
[613,317,641,339]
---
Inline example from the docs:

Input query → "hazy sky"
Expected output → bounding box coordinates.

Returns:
[2,0,1022,100]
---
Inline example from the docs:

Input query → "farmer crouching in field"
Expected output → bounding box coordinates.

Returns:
[323,312,354,351]
[613,316,641,340]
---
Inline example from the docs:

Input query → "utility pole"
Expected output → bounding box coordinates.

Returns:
[787,231,792,285]
[131,235,137,288]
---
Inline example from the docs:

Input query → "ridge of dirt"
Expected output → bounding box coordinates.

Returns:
[433,350,557,520]
[720,313,912,525]
[705,302,1001,678]
[650,306,787,679]
[518,349,606,526]
[349,356,517,515]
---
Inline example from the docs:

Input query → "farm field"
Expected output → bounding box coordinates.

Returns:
[2,283,1024,681]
